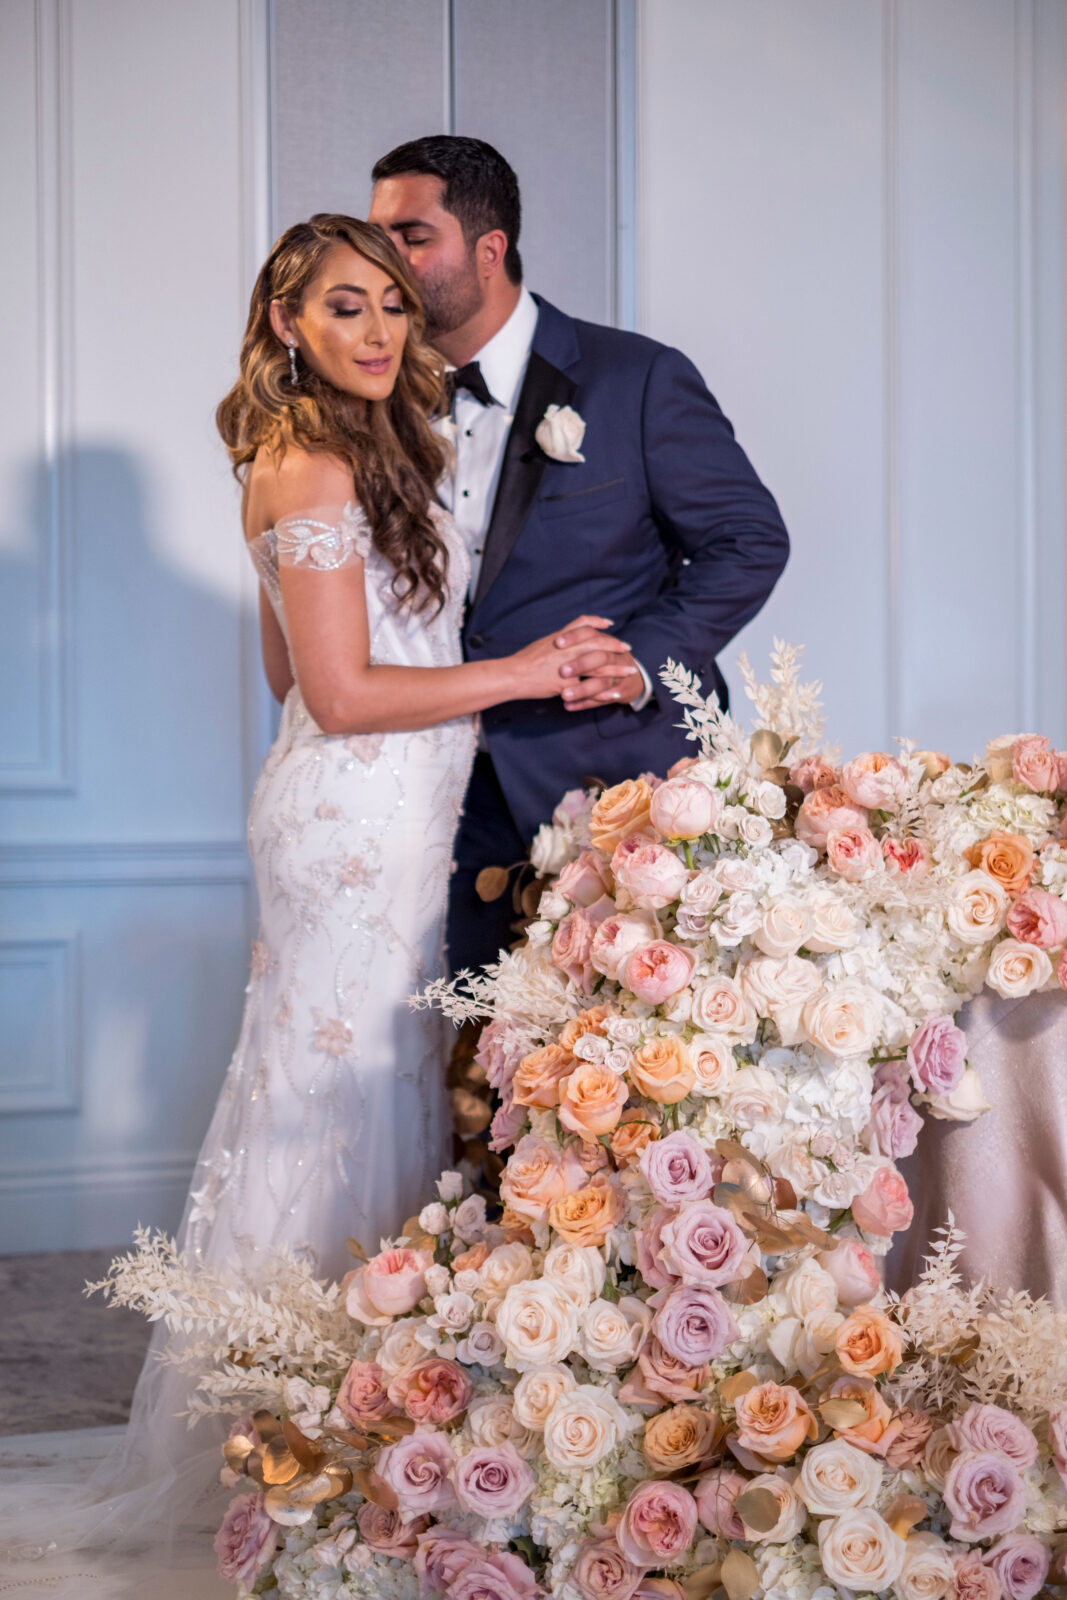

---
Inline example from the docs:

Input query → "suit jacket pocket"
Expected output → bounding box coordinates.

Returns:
[536,476,627,518]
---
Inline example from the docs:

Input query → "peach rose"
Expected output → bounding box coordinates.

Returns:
[753,898,813,959]
[825,1375,903,1457]
[622,941,697,1005]
[348,1246,433,1322]
[627,1333,710,1404]
[499,1134,569,1221]
[985,938,1053,1000]
[612,836,690,909]
[688,1033,736,1096]
[802,981,881,1059]
[818,1238,881,1306]
[948,870,1011,944]
[553,907,611,993]
[795,784,868,849]
[628,1036,696,1104]
[851,1163,913,1235]
[590,779,654,853]
[733,1381,818,1462]
[557,850,613,908]
[964,832,1035,897]
[834,1305,903,1376]
[558,1061,629,1137]
[827,825,882,881]
[790,756,838,793]
[591,911,661,981]
[548,1175,624,1246]
[610,1110,659,1166]
[840,751,907,810]
[1006,886,1067,948]
[643,1404,718,1472]
[690,973,759,1043]
[512,1043,576,1109]
[1011,734,1060,793]
[559,1005,612,1049]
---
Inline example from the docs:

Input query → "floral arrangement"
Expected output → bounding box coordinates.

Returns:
[100,645,1067,1600]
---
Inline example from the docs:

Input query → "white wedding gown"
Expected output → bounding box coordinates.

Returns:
[0,501,476,1595]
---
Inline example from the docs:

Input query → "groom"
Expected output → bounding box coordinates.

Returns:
[369,136,789,975]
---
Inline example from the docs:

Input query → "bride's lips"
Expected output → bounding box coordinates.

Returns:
[357,356,392,374]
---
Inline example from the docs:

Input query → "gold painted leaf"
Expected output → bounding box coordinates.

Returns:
[520,881,543,919]
[681,1565,721,1600]
[718,1370,759,1404]
[323,1462,354,1498]
[261,1435,301,1485]
[884,1494,927,1538]
[222,1435,255,1473]
[721,1548,760,1600]
[253,1409,283,1440]
[819,1398,869,1429]
[263,1485,315,1526]
[475,866,510,902]
[736,1487,782,1533]
[324,1424,371,1450]
[345,1236,367,1261]
[282,1419,325,1473]
[750,729,785,771]
[721,1266,769,1305]
[368,1415,417,1441]
[354,1467,399,1510]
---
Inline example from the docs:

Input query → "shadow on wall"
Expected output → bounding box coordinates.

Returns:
[0,446,257,1254]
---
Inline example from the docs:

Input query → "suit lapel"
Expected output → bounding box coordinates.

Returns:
[471,350,577,612]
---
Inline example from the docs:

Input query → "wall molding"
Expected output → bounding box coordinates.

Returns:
[0,840,252,887]
[882,0,901,746]
[0,1147,198,1253]
[612,0,637,331]
[1014,0,1039,732]
[0,928,80,1113]
[0,1147,198,1198]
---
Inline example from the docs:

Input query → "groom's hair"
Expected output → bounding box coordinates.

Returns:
[372,136,523,285]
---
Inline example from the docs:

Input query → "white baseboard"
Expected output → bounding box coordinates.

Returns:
[0,1151,198,1254]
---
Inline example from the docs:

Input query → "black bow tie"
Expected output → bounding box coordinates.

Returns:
[446,360,495,409]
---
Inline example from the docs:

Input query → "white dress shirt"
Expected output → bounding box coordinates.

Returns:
[437,287,651,707]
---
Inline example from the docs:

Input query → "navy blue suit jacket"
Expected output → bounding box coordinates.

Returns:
[465,296,790,843]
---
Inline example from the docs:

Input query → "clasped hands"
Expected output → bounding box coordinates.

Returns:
[554,616,644,712]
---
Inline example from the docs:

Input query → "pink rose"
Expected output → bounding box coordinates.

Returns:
[840,751,908,809]
[659,1202,750,1288]
[617,1479,699,1566]
[629,1333,710,1404]
[214,1493,277,1586]
[694,1467,748,1538]
[795,785,868,849]
[947,1405,1038,1473]
[652,1284,738,1366]
[883,837,929,876]
[557,850,613,908]
[454,1443,536,1518]
[416,1529,483,1596]
[489,1089,526,1153]
[954,1551,1003,1600]
[639,1131,713,1207]
[611,837,689,909]
[448,1552,541,1600]
[476,1020,528,1092]
[356,1502,429,1558]
[943,1450,1026,1542]
[789,756,838,794]
[818,1238,881,1306]
[572,1537,646,1600]
[591,911,660,981]
[1006,886,1067,949]
[377,1430,458,1517]
[388,1358,473,1424]
[335,1359,395,1427]
[552,901,614,994]
[984,1535,1049,1600]
[851,1163,914,1236]
[864,1063,923,1159]
[622,941,697,1004]
[649,777,720,840]
[884,1406,935,1469]
[906,1014,967,1095]
[826,825,882,881]
[1049,1404,1067,1487]
[352,1246,433,1319]
[1012,734,1059,793]
[634,1208,682,1291]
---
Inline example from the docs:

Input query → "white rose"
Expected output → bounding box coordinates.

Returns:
[947,870,1009,945]
[457,1320,506,1367]
[452,1194,487,1243]
[769,1139,827,1199]
[985,937,1053,999]
[539,888,571,922]
[710,857,758,894]
[542,1384,630,1470]
[739,954,823,1046]
[689,1033,737,1097]
[690,974,759,1043]
[512,1363,577,1429]
[424,1263,451,1297]
[495,1279,580,1369]
[775,1258,839,1320]
[437,1171,465,1201]
[894,1533,956,1600]
[754,898,813,959]
[430,1291,476,1333]
[419,1202,451,1236]
[578,1295,653,1372]
[812,1160,879,1211]
[282,1377,330,1438]
[918,1065,992,1123]
[799,1440,883,1515]
[736,811,774,850]
[806,894,861,953]
[467,1395,539,1459]
[754,780,788,820]
[542,1242,607,1308]
[724,1066,785,1129]
[738,1472,808,1543]
[477,1242,535,1305]
[535,402,586,463]
[453,1267,481,1296]
[530,822,573,877]
[818,1509,906,1592]
[604,1015,643,1048]
[715,892,763,947]
[377,1318,430,1377]
[802,981,881,1059]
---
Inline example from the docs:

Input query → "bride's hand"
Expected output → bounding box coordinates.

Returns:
[507,616,635,701]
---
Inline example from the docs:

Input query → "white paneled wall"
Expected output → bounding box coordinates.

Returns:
[637,0,1067,759]
[0,0,271,1251]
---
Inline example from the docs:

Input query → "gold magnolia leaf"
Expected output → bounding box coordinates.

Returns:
[718,1370,759,1404]
[736,1486,782,1534]
[280,1469,339,1508]
[353,1467,399,1510]
[714,1139,766,1172]
[345,1236,367,1262]
[884,1494,927,1539]
[222,1435,255,1473]
[244,1447,266,1485]
[681,1565,721,1600]
[263,1485,315,1526]
[368,1415,418,1441]
[261,1436,302,1485]
[282,1419,325,1474]
[948,1334,981,1367]
[520,881,544,919]
[253,1409,283,1441]
[721,1160,774,1205]
[721,1266,770,1305]
[772,1176,798,1210]
[750,729,785,771]
[475,866,510,902]
[819,1398,870,1429]
[324,1424,371,1450]
[720,1547,760,1600]
[323,1462,354,1498]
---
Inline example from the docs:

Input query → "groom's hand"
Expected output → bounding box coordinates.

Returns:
[554,625,646,712]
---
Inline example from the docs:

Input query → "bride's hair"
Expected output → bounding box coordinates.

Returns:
[217,213,450,613]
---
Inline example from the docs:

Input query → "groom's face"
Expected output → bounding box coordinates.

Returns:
[369,174,482,344]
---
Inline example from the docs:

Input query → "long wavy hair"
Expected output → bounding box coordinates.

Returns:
[217,214,450,612]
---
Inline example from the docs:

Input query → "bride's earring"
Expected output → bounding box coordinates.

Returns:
[287,339,299,385]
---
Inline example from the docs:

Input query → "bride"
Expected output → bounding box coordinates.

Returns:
[0,214,632,1582]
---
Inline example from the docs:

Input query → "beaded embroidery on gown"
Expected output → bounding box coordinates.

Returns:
[0,502,475,1589]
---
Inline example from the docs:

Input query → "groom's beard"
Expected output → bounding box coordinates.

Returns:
[419,258,483,346]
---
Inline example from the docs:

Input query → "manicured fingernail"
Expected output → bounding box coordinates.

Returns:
[556,636,567,646]
[561,665,572,676]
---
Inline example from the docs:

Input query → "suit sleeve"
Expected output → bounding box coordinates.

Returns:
[621,345,790,694]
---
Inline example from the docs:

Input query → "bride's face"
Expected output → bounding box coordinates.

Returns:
[272,243,408,401]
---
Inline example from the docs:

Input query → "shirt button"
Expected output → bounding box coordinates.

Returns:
[461,489,470,498]
[474,546,483,555]
[465,429,473,438]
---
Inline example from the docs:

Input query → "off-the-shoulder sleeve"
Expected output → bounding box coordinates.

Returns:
[273,501,373,570]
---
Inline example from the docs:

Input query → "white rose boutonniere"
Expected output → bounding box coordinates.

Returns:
[535,403,586,463]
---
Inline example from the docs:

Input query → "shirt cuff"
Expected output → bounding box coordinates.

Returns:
[629,659,653,711]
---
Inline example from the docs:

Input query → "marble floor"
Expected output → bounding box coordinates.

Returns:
[0,1249,151,1436]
